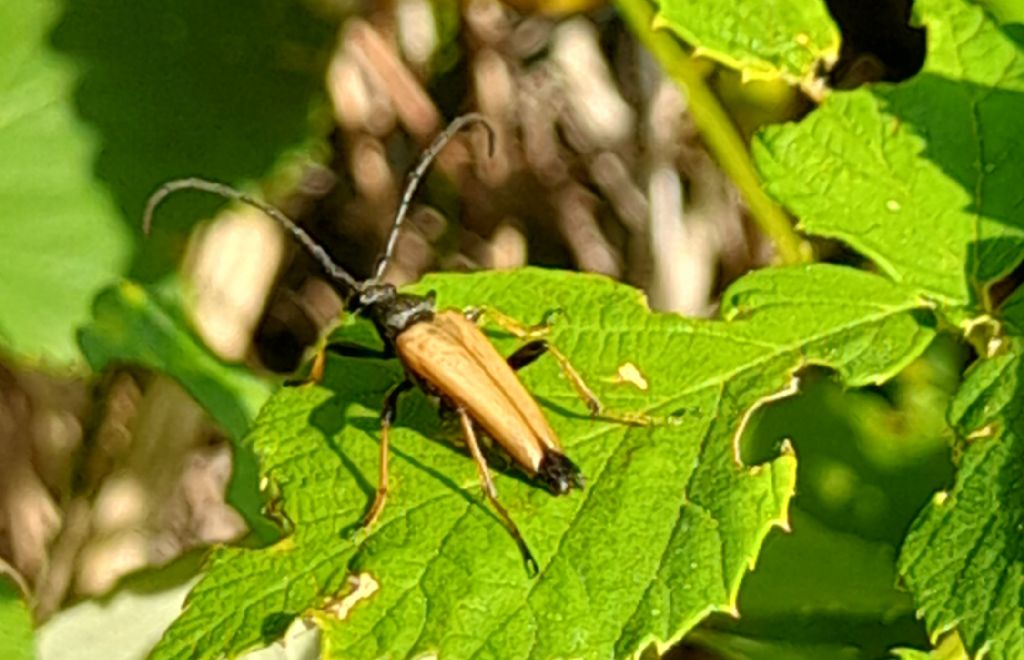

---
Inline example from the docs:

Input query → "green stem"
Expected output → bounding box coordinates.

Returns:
[616,0,811,265]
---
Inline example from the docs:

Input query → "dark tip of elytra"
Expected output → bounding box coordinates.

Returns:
[537,450,585,495]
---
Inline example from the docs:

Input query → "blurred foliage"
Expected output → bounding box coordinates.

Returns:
[0,0,336,369]
[77,281,277,542]
[0,576,34,660]
[35,553,202,660]
[0,0,131,367]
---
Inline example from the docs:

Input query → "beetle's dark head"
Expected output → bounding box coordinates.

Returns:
[350,282,436,347]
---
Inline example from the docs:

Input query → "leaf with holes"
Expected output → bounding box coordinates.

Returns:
[753,0,1024,312]
[151,266,934,659]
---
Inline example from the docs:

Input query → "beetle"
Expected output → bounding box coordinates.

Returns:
[144,114,645,574]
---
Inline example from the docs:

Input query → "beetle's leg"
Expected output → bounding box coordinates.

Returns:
[508,335,653,426]
[505,339,548,371]
[361,379,413,529]
[284,347,328,387]
[473,307,656,425]
[457,408,539,576]
[464,306,552,338]
[507,338,640,424]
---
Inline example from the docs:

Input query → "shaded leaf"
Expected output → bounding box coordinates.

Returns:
[694,346,963,658]
[699,508,926,658]
[46,0,336,281]
[754,0,1024,310]
[152,265,934,659]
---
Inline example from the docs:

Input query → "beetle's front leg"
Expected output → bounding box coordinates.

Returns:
[464,305,554,339]
[361,379,412,530]
[284,345,328,387]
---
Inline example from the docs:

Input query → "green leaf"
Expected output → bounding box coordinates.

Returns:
[899,286,1024,659]
[0,0,334,369]
[78,281,276,541]
[152,265,935,659]
[0,576,34,660]
[0,0,131,367]
[754,0,1024,310]
[653,0,840,84]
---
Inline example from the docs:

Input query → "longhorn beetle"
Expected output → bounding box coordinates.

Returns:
[144,114,649,575]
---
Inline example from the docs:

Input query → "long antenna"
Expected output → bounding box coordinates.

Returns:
[143,177,361,293]
[373,113,496,281]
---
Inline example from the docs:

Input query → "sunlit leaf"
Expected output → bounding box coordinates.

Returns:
[152,265,934,658]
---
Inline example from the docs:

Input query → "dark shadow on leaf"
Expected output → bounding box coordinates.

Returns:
[1005,23,1024,50]
[307,357,500,535]
[260,611,295,644]
[48,0,336,279]
[701,608,927,657]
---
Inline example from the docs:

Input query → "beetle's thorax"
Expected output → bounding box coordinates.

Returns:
[350,282,436,348]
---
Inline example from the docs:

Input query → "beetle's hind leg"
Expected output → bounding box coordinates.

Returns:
[457,407,539,576]
[360,379,413,529]
[475,309,655,426]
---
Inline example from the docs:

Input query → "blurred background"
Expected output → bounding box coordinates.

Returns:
[0,0,960,657]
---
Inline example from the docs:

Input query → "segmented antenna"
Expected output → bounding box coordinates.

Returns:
[143,177,360,293]
[373,113,496,281]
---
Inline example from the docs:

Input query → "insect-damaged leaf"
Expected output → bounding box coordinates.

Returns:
[753,0,1024,311]
[898,285,1024,659]
[151,265,934,658]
